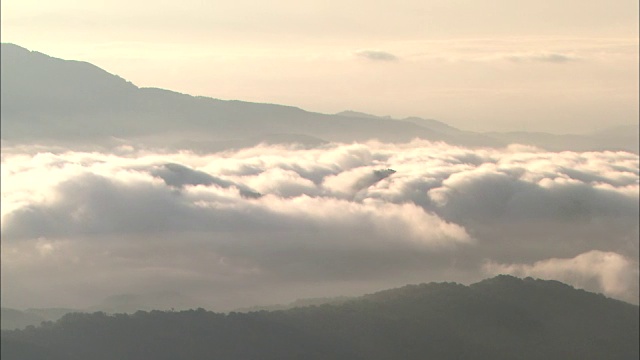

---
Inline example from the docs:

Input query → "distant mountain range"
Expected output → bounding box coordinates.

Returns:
[1,308,75,332]
[2,43,637,153]
[1,291,203,331]
[2,276,638,360]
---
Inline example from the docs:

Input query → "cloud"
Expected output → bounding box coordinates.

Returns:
[483,251,639,303]
[355,50,399,62]
[1,141,638,309]
[506,53,577,63]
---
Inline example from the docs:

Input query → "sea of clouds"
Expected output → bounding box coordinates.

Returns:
[1,140,638,309]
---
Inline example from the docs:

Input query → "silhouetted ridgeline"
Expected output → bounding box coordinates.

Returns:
[2,43,637,153]
[2,276,637,360]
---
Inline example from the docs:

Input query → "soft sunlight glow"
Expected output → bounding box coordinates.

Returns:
[2,1,637,133]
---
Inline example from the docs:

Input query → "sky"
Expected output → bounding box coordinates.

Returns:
[1,0,638,133]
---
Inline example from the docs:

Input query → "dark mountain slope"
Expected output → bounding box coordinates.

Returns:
[2,276,637,360]
[0,43,139,140]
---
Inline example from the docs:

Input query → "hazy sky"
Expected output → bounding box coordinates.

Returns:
[2,0,638,133]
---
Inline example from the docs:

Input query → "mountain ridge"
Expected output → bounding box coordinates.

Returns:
[2,275,637,360]
[2,43,637,153]
[1,43,450,147]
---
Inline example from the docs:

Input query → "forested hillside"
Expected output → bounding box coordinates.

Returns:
[2,276,637,360]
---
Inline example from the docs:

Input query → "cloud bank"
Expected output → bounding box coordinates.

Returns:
[1,141,638,309]
[484,250,639,303]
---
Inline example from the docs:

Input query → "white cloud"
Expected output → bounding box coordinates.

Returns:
[1,141,637,308]
[483,250,639,303]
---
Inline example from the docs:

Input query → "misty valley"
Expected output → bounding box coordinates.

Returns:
[1,43,638,359]
[2,276,639,359]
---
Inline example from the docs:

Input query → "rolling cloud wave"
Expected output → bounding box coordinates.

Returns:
[1,140,637,308]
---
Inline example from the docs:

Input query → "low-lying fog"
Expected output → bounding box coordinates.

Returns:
[2,140,638,310]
